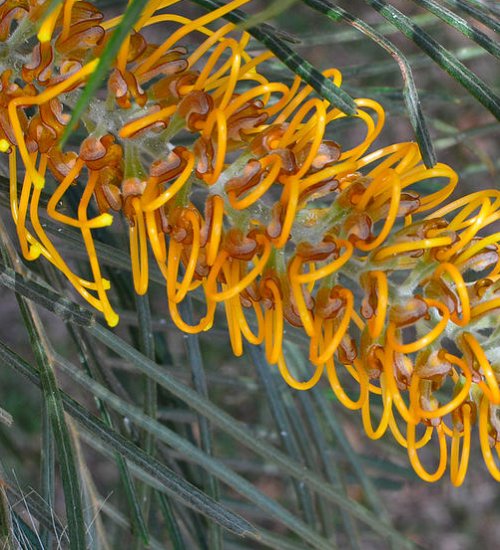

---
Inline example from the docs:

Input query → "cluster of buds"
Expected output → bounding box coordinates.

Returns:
[1,0,499,484]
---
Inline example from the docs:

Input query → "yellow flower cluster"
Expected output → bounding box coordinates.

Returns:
[1,0,499,484]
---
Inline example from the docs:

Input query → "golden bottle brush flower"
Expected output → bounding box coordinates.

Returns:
[1,0,499,485]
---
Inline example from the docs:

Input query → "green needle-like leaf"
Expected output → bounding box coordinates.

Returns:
[410,0,500,58]
[442,0,500,33]
[249,345,318,531]
[363,0,500,119]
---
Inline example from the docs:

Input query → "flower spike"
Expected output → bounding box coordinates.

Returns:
[1,0,498,484]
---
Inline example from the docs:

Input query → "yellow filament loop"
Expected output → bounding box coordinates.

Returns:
[471,298,500,319]
[463,333,500,405]
[29,156,111,303]
[288,255,315,337]
[276,69,342,123]
[136,0,251,76]
[439,198,492,260]
[447,194,495,231]
[206,235,271,302]
[278,351,324,390]
[168,282,216,334]
[381,345,419,425]
[179,294,217,333]
[142,151,195,212]
[434,263,470,326]
[335,99,385,162]
[78,171,118,327]
[298,158,358,195]
[429,190,500,224]
[37,4,63,43]
[61,0,78,42]
[145,209,167,265]
[200,109,227,185]
[227,301,244,356]
[326,354,367,410]
[129,199,149,295]
[273,181,299,249]
[374,236,453,262]
[18,154,108,298]
[208,50,275,98]
[286,98,328,151]
[361,374,392,439]
[409,354,472,420]
[188,23,237,66]
[206,195,224,266]
[8,59,99,190]
[295,241,354,285]
[14,151,41,260]
[455,232,500,267]
[310,290,354,366]
[233,295,264,347]
[167,211,200,304]
[356,171,401,252]
[388,410,433,449]
[194,39,241,108]
[479,395,500,481]
[318,316,368,408]
[366,271,388,339]
[222,262,243,356]
[402,164,458,212]
[25,154,50,261]
[223,82,290,119]
[450,404,471,487]
[407,423,448,482]
[263,279,283,364]
[261,74,302,118]
[387,299,450,355]
[363,143,421,178]
[229,156,282,210]
[279,99,326,179]
[47,159,84,225]
[47,161,113,228]
[119,105,178,138]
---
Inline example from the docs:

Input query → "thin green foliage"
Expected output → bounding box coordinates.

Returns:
[0,340,261,542]
[442,0,500,32]
[0,476,13,550]
[362,0,500,119]
[40,402,55,550]
[179,298,222,550]
[249,345,319,531]
[410,0,500,58]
